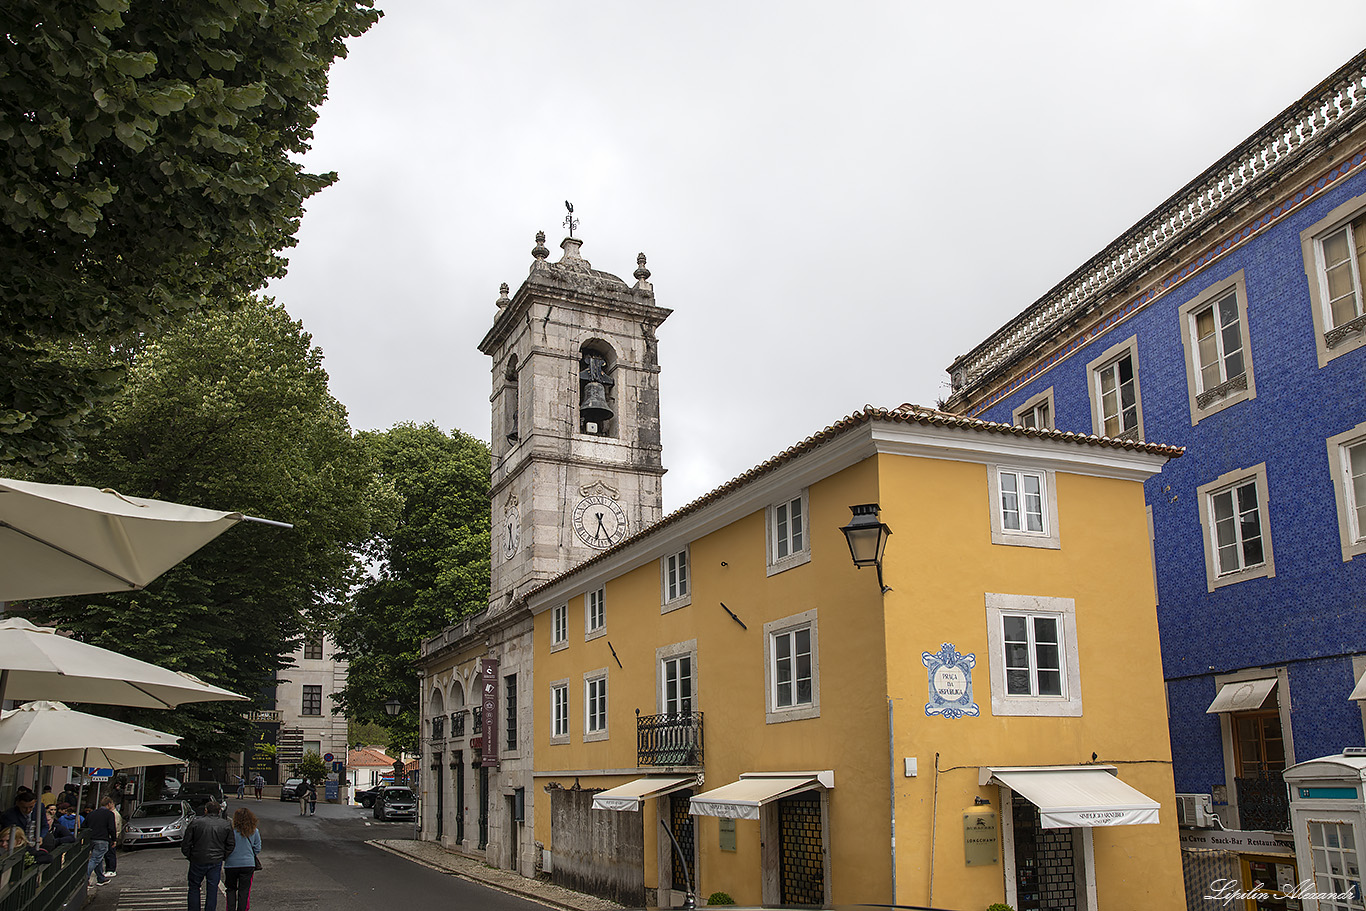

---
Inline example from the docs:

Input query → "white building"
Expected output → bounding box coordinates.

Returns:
[275,631,349,769]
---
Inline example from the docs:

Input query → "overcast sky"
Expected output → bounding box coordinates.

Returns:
[266,3,1366,513]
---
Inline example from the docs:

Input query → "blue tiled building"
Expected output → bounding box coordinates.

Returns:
[945,50,1366,902]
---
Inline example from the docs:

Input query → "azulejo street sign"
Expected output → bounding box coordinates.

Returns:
[922,642,980,719]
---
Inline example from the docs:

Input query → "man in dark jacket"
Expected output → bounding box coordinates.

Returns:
[84,797,118,886]
[181,800,235,911]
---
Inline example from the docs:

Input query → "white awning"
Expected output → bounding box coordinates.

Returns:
[1350,673,1366,702]
[591,776,695,812]
[1206,678,1277,714]
[689,771,834,821]
[982,766,1160,828]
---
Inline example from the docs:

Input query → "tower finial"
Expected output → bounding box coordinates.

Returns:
[532,231,549,261]
[496,282,510,308]
[563,200,578,239]
[633,253,652,291]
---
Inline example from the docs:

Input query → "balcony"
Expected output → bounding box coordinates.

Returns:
[1235,771,1290,832]
[430,715,445,741]
[451,711,466,738]
[637,711,703,768]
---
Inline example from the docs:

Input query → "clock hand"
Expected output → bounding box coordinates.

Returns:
[594,512,609,540]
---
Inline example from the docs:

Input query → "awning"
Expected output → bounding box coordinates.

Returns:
[689,771,834,821]
[981,766,1160,828]
[1206,678,1277,714]
[591,776,695,812]
[1349,673,1366,702]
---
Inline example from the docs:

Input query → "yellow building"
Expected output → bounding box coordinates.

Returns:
[523,405,1186,909]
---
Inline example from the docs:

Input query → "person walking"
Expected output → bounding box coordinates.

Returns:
[234,775,245,801]
[182,800,235,911]
[252,774,264,801]
[223,808,260,911]
[102,798,123,877]
[84,797,118,886]
[306,780,318,816]
[297,779,309,816]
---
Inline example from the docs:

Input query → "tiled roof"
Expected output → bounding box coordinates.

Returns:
[347,747,394,768]
[520,404,1182,603]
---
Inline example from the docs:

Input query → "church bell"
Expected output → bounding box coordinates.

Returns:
[580,382,613,424]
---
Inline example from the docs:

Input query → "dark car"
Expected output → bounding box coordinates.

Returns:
[178,781,228,817]
[373,786,416,821]
[279,778,306,801]
[121,799,193,846]
[356,785,384,809]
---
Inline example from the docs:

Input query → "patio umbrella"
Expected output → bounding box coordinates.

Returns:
[0,476,290,603]
[0,618,247,708]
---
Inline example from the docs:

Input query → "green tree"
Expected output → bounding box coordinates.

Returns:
[332,423,491,752]
[289,751,328,784]
[0,0,380,466]
[23,298,373,761]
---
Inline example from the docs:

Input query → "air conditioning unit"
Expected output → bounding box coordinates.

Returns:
[1177,793,1216,828]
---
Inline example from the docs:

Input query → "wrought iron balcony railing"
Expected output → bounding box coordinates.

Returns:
[451,711,465,738]
[1235,771,1290,832]
[431,715,445,741]
[637,711,703,768]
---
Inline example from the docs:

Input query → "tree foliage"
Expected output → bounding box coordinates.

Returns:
[289,751,328,784]
[331,423,491,753]
[20,298,373,761]
[0,0,380,465]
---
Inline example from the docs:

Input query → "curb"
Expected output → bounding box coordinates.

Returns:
[367,840,589,911]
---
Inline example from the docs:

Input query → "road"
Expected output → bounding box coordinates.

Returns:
[92,794,547,911]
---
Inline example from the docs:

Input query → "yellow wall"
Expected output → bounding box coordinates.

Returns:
[532,443,1183,909]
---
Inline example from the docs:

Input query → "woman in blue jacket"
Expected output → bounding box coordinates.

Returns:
[223,808,261,911]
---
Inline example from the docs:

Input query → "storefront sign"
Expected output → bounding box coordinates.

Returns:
[922,643,979,719]
[963,808,998,865]
[1179,828,1295,854]
[481,658,498,767]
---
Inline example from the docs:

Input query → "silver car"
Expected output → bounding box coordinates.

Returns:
[122,799,194,846]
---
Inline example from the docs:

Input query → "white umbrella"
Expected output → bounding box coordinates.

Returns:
[0,701,180,758]
[0,618,247,708]
[0,476,289,602]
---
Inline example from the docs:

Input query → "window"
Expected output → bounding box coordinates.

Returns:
[1301,195,1366,365]
[551,604,568,650]
[663,655,693,715]
[1178,272,1256,423]
[767,490,811,575]
[504,674,517,752]
[1012,387,1055,431]
[550,681,569,742]
[302,685,322,716]
[1306,821,1362,909]
[662,548,690,610]
[1233,708,1285,778]
[585,671,608,740]
[1086,336,1144,441]
[303,634,323,661]
[585,587,605,638]
[763,610,819,723]
[986,465,1060,549]
[985,593,1082,717]
[1328,423,1366,562]
[1198,463,1275,590]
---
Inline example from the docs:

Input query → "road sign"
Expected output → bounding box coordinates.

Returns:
[323,752,334,762]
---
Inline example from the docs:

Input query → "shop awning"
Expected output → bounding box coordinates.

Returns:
[981,766,1160,828]
[689,771,835,821]
[591,776,695,812]
[1206,678,1277,714]
[1349,673,1366,702]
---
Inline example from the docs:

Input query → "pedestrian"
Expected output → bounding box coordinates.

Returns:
[222,808,260,911]
[252,774,264,801]
[307,780,318,816]
[84,796,118,886]
[102,796,123,877]
[234,774,245,801]
[182,800,235,911]
[297,780,309,816]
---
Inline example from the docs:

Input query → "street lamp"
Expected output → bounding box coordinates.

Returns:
[384,698,401,717]
[840,503,892,593]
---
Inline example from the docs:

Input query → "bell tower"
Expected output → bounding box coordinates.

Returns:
[479,230,670,611]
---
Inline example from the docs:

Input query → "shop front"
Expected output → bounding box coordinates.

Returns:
[1283,753,1366,911]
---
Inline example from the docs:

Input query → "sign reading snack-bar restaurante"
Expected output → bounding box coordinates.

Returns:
[481,658,498,767]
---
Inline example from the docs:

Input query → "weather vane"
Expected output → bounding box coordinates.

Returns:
[563,200,578,238]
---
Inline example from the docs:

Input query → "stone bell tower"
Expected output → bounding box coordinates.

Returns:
[478,230,670,611]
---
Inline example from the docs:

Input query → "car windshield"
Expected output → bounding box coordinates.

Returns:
[384,789,413,801]
[180,784,221,795]
[134,803,182,818]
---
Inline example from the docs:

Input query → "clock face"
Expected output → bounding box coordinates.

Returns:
[571,495,628,549]
[503,505,520,559]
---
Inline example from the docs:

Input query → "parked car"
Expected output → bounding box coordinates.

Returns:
[373,786,416,821]
[160,777,182,798]
[121,799,193,846]
[178,781,228,817]
[279,778,306,801]
[355,785,382,809]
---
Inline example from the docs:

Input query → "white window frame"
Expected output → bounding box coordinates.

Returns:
[763,609,819,724]
[1085,336,1145,442]
[661,547,692,612]
[986,465,1060,549]
[1012,386,1055,431]
[1178,271,1256,424]
[1328,422,1366,563]
[1301,192,1366,366]
[1197,463,1276,591]
[985,593,1082,717]
[584,669,609,741]
[766,490,812,576]
[657,639,698,716]
[585,586,606,640]
[549,679,570,744]
[550,603,568,652]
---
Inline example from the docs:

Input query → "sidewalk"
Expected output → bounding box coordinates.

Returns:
[369,839,624,911]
